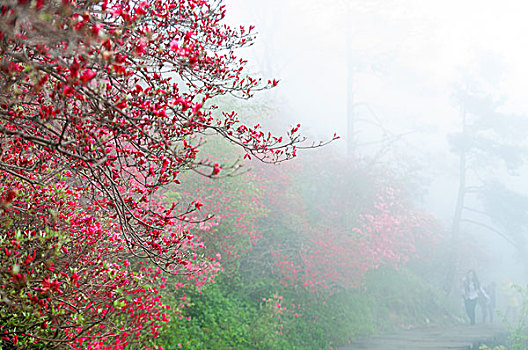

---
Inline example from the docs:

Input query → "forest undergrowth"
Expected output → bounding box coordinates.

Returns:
[157,265,463,349]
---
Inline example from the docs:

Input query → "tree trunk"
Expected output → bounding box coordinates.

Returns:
[444,106,467,294]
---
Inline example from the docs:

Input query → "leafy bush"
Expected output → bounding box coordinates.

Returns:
[158,274,288,350]
[499,284,528,350]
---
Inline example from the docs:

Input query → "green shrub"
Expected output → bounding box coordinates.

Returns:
[157,275,288,349]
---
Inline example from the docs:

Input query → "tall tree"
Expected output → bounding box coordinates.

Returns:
[444,75,528,292]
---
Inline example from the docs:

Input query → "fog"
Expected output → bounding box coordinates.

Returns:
[222,0,528,295]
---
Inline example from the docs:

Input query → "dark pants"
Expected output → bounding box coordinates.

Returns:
[464,298,477,325]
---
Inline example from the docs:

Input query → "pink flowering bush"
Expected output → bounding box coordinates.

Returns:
[254,152,436,294]
[0,0,312,348]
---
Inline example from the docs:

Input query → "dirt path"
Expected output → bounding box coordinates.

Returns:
[339,324,509,349]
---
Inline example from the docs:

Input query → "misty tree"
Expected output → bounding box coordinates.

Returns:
[481,182,528,257]
[444,78,528,292]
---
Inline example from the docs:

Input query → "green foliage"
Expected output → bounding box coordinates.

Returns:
[158,265,461,349]
[363,266,459,330]
[0,228,64,348]
[282,290,377,347]
[498,284,528,350]
[479,345,507,350]
[303,265,460,347]
[158,274,288,350]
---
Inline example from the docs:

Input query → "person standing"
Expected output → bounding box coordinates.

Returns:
[462,270,482,325]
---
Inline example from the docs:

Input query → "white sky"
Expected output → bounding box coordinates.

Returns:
[226,0,528,123]
[225,0,528,210]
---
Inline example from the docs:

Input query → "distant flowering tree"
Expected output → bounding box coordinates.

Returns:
[253,153,436,293]
[0,0,319,348]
